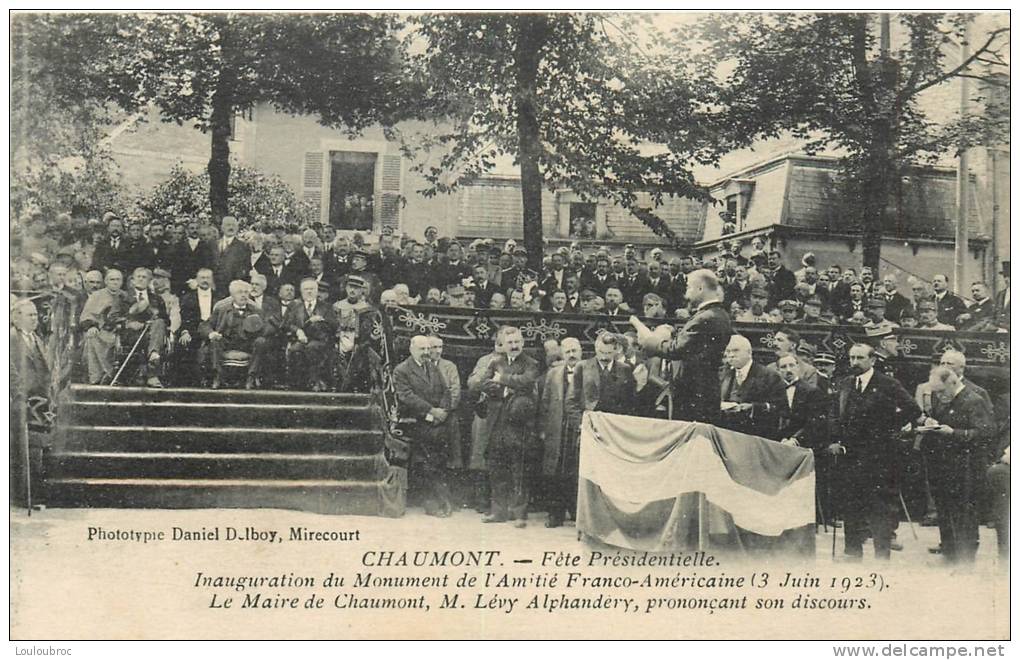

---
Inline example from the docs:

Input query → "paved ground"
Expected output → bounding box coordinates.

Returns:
[10,506,1010,639]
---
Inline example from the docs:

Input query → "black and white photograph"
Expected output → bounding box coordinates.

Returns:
[7,8,1011,645]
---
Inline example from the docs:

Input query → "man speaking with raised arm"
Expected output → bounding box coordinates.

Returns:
[631,268,732,423]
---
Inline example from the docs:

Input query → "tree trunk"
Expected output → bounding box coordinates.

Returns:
[514,15,549,272]
[208,19,235,223]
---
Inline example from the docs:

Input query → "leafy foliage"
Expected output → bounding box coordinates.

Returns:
[10,14,129,221]
[133,164,318,229]
[401,13,717,251]
[673,13,1009,266]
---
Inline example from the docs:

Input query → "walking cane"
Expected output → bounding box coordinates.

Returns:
[19,401,32,516]
[831,453,838,559]
[110,322,150,386]
[899,490,919,541]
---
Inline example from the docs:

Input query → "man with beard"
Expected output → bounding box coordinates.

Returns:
[604,287,627,317]
[634,269,732,423]
[479,326,541,528]
[90,216,129,273]
[828,343,920,561]
[284,278,338,391]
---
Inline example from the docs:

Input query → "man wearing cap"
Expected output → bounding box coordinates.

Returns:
[863,296,898,333]
[868,325,903,384]
[736,284,779,323]
[801,295,833,325]
[340,249,382,305]
[284,278,339,391]
[207,280,267,389]
[917,300,955,331]
[776,299,801,324]
[501,247,537,295]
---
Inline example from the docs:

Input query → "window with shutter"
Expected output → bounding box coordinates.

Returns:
[301,152,326,224]
[375,154,403,233]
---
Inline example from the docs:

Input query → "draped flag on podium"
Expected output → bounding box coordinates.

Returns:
[577,412,816,554]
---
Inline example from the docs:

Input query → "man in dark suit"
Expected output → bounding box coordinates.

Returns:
[478,325,541,527]
[248,273,285,388]
[635,269,732,423]
[958,281,996,330]
[177,268,217,385]
[994,261,1009,329]
[921,366,996,563]
[261,246,302,297]
[121,222,156,275]
[471,264,497,309]
[581,254,618,298]
[931,273,969,328]
[283,278,338,391]
[776,353,829,448]
[766,250,797,309]
[90,216,129,273]
[213,216,252,293]
[393,335,455,517]
[828,343,921,560]
[718,334,788,439]
[539,251,570,295]
[539,337,583,528]
[618,260,650,312]
[878,274,912,323]
[207,280,268,390]
[572,332,637,417]
[169,219,216,295]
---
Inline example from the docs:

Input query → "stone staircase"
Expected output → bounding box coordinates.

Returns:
[43,385,404,516]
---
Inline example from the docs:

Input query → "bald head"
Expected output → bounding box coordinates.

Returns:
[410,335,431,361]
[686,269,723,306]
[724,334,752,369]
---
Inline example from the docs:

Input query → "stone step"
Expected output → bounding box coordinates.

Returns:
[47,451,388,482]
[68,384,373,406]
[44,477,400,516]
[65,400,376,429]
[56,425,385,455]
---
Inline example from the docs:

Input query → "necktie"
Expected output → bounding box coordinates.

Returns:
[306,303,314,316]
[137,290,144,302]
[275,267,281,277]
[855,377,863,394]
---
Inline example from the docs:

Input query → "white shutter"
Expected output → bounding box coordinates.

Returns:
[374,154,403,232]
[301,151,326,224]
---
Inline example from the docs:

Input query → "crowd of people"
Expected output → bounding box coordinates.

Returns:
[8,211,1011,563]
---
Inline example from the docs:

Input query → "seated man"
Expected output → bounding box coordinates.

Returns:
[333,275,373,392]
[718,334,788,439]
[207,280,268,389]
[122,267,171,387]
[79,269,136,385]
[177,268,217,386]
[249,273,285,388]
[284,278,338,391]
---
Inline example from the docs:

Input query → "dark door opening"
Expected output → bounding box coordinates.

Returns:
[328,151,377,230]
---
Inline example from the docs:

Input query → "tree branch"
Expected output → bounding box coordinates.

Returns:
[906,26,1009,97]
